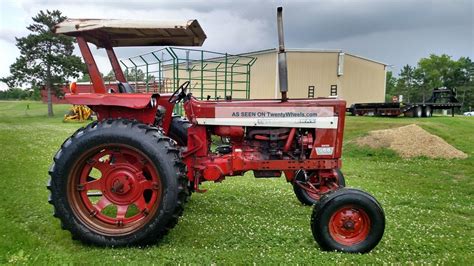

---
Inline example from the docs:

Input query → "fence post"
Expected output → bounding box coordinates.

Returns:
[151,51,162,92]
[215,62,222,99]
[230,59,238,98]
[139,55,149,92]
[169,48,179,91]
[120,60,129,83]
[200,50,204,99]
[128,58,138,90]
[247,58,256,99]
[246,65,250,99]
[224,53,228,97]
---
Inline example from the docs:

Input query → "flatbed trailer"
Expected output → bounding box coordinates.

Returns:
[347,88,462,117]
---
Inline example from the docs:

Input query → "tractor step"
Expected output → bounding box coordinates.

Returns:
[254,170,282,178]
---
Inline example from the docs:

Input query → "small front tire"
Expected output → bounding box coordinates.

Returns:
[311,188,385,253]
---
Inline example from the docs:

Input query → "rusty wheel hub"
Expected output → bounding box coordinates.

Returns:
[103,165,145,205]
[69,145,162,234]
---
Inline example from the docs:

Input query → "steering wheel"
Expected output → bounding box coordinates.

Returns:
[169,81,190,103]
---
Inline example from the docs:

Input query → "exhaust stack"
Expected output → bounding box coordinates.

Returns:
[277,6,288,102]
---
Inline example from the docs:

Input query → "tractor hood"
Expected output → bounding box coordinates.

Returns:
[53,19,206,47]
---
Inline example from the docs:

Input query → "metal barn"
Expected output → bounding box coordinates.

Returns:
[244,49,387,106]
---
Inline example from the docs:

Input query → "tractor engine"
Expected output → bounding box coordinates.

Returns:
[212,126,315,178]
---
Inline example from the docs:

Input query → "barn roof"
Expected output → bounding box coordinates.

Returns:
[238,48,388,66]
[53,19,206,47]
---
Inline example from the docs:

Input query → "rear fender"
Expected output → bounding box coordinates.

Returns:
[65,93,159,124]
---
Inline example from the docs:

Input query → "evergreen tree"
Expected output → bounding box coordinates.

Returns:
[1,10,85,116]
[396,65,416,102]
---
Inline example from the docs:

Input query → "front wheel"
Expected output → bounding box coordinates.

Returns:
[311,188,385,253]
[47,119,188,246]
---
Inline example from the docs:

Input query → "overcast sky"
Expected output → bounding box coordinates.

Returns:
[0,0,472,90]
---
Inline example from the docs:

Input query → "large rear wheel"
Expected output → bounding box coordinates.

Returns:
[47,119,187,246]
[292,169,345,205]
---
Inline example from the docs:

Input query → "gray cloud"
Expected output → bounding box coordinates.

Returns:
[3,0,474,77]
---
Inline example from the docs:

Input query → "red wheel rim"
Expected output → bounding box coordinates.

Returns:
[68,144,162,236]
[329,206,371,245]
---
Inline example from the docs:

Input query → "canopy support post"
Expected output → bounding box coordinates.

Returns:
[77,36,106,93]
[105,45,127,83]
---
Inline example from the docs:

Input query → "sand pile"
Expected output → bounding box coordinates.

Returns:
[355,124,467,159]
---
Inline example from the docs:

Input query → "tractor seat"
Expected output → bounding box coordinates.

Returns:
[118,82,135,93]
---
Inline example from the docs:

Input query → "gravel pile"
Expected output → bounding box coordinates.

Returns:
[355,124,467,159]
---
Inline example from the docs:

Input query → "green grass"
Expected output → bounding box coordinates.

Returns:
[0,101,472,264]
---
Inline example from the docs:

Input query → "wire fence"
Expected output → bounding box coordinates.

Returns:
[120,47,256,114]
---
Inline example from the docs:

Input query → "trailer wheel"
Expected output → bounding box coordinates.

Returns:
[423,106,432,117]
[47,119,187,246]
[414,106,423,117]
[292,169,345,205]
[311,188,385,253]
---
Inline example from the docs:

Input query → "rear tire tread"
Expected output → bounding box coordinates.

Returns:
[47,119,188,246]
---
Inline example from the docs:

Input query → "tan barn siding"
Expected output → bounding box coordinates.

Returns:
[286,52,339,99]
[340,54,386,105]
[249,52,277,99]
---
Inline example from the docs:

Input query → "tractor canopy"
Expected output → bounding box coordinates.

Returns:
[53,19,206,47]
[52,18,207,118]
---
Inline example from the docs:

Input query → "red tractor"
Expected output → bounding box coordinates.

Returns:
[48,8,385,253]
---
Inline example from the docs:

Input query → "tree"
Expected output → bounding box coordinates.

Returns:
[0,10,85,116]
[0,87,39,100]
[385,71,397,101]
[77,72,110,83]
[125,68,144,82]
[78,69,156,85]
[104,70,115,82]
[396,65,417,102]
[454,57,474,111]
[414,54,472,106]
[77,74,91,83]
[414,54,454,101]
[387,55,473,111]
[124,68,155,83]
